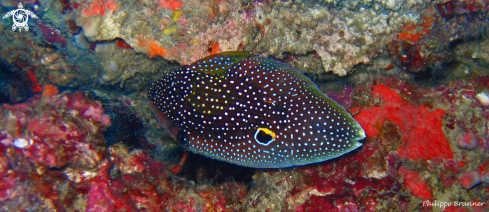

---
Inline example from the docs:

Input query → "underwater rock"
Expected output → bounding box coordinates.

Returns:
[476,92,489,107]
[74,0,489,76]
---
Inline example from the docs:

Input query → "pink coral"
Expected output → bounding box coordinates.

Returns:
[84,104,111,125]
[460,170,482,189]
[457,132,479,150]
[86,179,116,212]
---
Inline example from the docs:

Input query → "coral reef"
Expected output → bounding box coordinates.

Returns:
[1,0,488,90]
[1,0,489,211]
[0,91,250,211]
[2,77,487,211]
[0,91,110,210]
[0,2,178,93]
[70,0,489,76]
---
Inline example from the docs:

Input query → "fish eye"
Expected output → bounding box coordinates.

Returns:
[254,127,276,146]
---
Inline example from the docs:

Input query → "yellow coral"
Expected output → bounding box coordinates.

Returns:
[163,26,177,35]
[173,10,182,22]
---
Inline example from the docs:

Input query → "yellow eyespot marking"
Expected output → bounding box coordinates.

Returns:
[257,127,276,140]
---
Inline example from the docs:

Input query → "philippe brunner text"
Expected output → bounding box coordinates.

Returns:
[423,200,485,208]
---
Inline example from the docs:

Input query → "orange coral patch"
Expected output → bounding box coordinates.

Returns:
[397,32,411,40]
[82,0,119,17]
[409,33,421,43]
[42,84,59,97]
[210,41,219,55]
[147,40,167,57]
[398,32,422,44]
[159,0,183,11]
[402,22,416,31]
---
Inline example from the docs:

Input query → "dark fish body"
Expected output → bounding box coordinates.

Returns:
[149,52,365,168]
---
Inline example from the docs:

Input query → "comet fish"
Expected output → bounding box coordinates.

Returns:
[148,51,365,168]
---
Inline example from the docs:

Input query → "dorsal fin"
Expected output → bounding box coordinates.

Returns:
[190,52,251,75]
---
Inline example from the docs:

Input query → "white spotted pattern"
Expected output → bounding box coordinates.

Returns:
[149,52,366,168]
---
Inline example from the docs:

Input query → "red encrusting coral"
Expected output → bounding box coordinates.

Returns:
[398,167,432,200]
[159,0,184,11]
[478,162,489,173]
[115,38,132,49]
[386,7,449,72]
[0,93,110,210]
[28,70,43,93]
[82,0,120,17]
[354,84,453,160]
